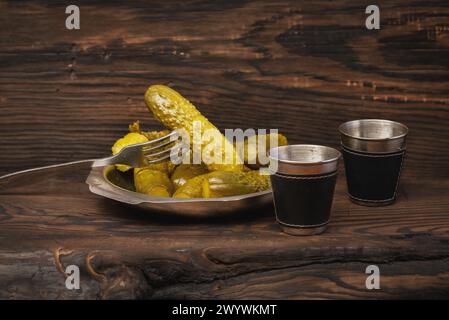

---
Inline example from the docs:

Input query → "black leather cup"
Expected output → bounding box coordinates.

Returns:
[270,171,338,228]
[342,145,405,205]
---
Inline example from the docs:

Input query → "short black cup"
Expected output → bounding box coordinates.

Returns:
[268,145,341,236]
[339,119,408,206]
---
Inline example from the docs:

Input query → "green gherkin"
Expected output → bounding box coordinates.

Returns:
[173,170,270,198]
[237,133,288,166]
[171,164,208,190]
[144,85,245,172]
[127,121,176,175]
[173,174,207,198]
[202,171,270,198]
[134,168,173,197]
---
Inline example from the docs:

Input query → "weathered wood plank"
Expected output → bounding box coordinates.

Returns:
[1,0,449,300]
[1,0,449,177]
[1,171,448,299]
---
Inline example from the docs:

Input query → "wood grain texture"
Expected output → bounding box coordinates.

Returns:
[1,0,449,300]
[0,0,449,177]
[1,168,449,299]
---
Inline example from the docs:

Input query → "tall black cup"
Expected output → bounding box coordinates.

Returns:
[339,119,408,206]
[269,145,341,236]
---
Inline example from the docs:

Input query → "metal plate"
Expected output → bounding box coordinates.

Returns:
[86,165,273,217]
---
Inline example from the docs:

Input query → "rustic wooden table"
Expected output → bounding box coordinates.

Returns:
[1,0,449,299]
[1,167,449,299]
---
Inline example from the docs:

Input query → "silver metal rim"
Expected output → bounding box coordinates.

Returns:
[338,119,409,141]
[269,144,341,165]
[269,144,341,175]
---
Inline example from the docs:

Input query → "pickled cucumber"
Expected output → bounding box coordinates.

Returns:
[236,132,288,167]
[173,170,270,198]
[173,174,207,198]
[144,85,244,172]
[109,87,288,200]
[171,164,208,190]
[118,122,176,174]
[202,171,270,198]
[111,132,148,172]
[134,167,173,197]
[128,121,171,143]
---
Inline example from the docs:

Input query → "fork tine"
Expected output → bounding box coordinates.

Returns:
[113,130,185,167]
[141,137,177,152]
[144,142,183,159]
[145,153,172,164]
[134,130,179,149]
[144,143,187,164]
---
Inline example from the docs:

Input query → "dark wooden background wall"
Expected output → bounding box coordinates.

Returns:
[1,0,448,178]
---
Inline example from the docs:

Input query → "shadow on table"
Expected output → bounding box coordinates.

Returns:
[97,196,275,226]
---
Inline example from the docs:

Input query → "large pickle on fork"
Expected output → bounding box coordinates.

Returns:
[134,167,173,197]
[144,85,244,172]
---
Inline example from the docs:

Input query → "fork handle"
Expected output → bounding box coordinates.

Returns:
[0,156,115,181]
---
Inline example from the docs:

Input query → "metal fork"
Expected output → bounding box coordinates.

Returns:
[0,130,182,181]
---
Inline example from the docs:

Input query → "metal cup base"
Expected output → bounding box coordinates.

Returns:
[349,195,396,207]
[279,223,328,236]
